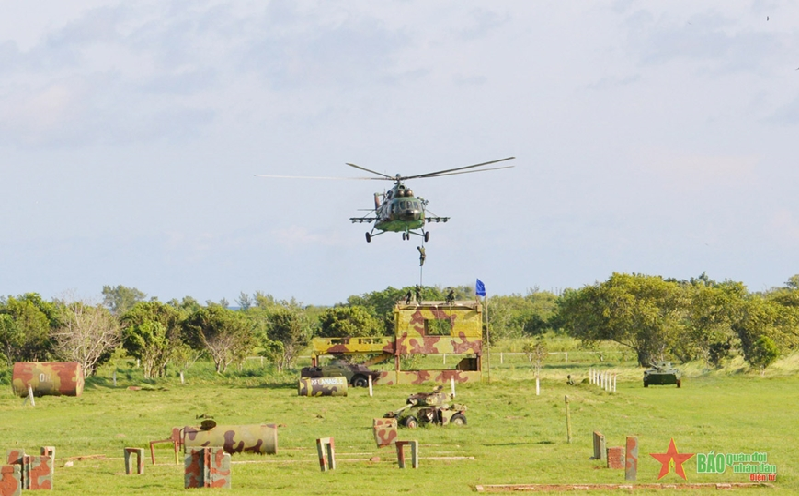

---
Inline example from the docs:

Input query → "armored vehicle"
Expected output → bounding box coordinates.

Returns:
[644,362,681,388]
[383,386,467,428]
[300,359,380,387]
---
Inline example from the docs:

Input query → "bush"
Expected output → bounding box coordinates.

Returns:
[748,336,779,371]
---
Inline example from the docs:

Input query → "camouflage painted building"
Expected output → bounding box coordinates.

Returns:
[313,300,483,385]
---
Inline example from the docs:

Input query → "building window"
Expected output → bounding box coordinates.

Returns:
[425,318,452,336]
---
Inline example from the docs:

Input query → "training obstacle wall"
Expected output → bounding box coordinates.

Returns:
[313,301,484,385]
[184,447,231,489]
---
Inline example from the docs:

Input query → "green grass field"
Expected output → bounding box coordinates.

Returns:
[1,358,796,495]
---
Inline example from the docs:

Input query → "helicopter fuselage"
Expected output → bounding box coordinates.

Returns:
[350,181,448,242]
[374,183,424,232]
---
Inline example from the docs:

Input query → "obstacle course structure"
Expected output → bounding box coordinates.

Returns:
[3,447,54,493]
[312,301,483,385]
[183,423,278,455]
[184,447,231,489]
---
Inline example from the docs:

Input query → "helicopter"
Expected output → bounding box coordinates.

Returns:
[257,157,514,243]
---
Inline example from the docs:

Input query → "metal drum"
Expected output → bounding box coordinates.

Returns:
[12,362,84,397]
[298,376,348,397]
[183,423,278,455]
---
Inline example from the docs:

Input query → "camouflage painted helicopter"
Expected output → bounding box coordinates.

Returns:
[258,157,514,243]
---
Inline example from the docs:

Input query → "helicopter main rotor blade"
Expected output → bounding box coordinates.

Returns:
[255,174,379,180]
[432,165,516,177]
[401,156,515,180]
[346,163,395,180]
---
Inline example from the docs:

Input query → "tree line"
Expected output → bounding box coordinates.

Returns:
[556,273,799,370]
[2,274,798,378]
[0,285,473,378]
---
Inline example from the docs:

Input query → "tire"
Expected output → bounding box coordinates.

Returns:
[351,375,368,388]
[424,231,430,243]
[450,413,467,426]
[404,416,418,429]
[366,233,372,243]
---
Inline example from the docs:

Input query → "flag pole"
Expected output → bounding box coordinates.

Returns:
[485,292,490,384]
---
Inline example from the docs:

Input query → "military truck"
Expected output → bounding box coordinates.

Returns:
[300,359,380,387]
[383,386,467,428]
[644,362,681,388]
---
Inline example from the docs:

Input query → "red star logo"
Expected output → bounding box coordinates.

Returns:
[649,438,694,480]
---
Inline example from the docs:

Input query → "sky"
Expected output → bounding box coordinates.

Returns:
[1,0,798,306]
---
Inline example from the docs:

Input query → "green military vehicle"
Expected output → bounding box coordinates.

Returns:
[300,359,380,387]
[383,386,467,428]
[644,361,681,388]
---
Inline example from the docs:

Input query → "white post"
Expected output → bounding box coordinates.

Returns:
[443,354,446,364]
[613,374,617,393]
[28,385,35,407]
[535,376,540,396]
[450,377,455,398]
[565,352,568,363]
[180,371,185,384]
[112,370,117,386]
[588,368,592,384]
[500,353,504,364]
[368,375,373,397]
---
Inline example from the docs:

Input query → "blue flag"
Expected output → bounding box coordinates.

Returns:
[475,279,486,297]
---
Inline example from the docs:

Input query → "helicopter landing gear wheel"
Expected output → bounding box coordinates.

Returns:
[365,233,372,243]
[424,231,430,243]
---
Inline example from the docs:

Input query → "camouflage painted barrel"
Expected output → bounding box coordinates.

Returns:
[183,424,278,455]
[11,362,84,397]
[298,376,348,397]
